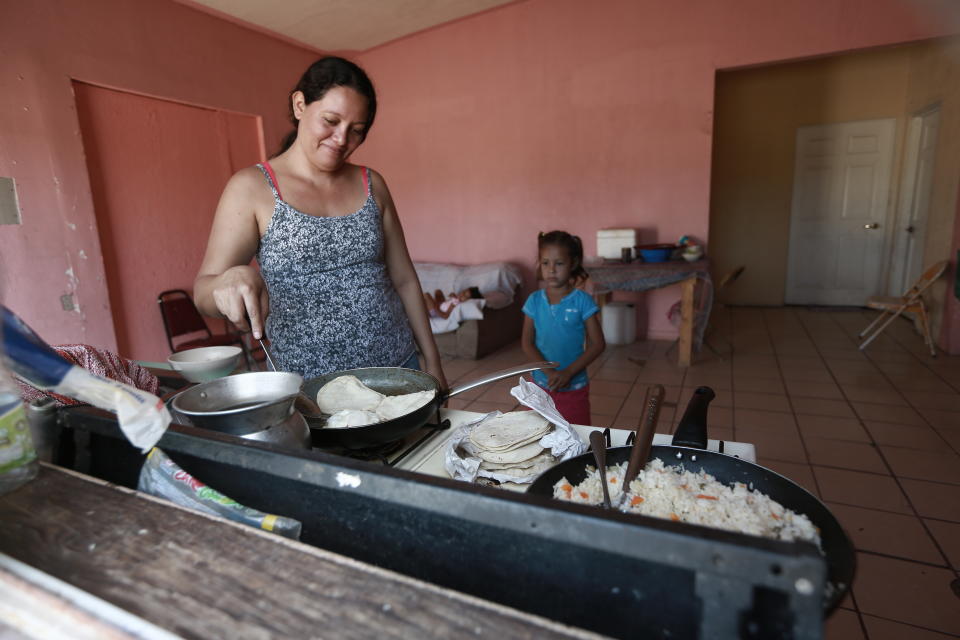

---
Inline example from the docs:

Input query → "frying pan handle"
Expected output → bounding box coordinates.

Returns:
[672,386,715,450]
[446,361,558,398]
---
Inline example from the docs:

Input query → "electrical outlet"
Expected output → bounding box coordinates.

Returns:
[60,294,75,311]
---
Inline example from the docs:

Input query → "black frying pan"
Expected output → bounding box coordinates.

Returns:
[527,387,855,613]
[303,362,554,449]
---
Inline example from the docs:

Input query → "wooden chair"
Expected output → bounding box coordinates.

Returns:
[157,289,251,364]
[858,260,948,357]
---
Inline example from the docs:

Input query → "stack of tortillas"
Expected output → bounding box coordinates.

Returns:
[468,411,557,479]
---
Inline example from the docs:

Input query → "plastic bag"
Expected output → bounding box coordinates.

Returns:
[2,306,168,452]
[137,448,302,540]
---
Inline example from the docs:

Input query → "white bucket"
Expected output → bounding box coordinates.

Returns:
[601,302,636,345]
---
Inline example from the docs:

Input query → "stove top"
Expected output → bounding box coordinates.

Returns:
[310,417,452,466]
[163,385,453,467]
[395,410,758,488]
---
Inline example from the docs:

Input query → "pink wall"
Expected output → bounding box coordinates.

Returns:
[74,83,262,361]
[0,0,315,354]
[2,0,958,355]
[354,0,960,339]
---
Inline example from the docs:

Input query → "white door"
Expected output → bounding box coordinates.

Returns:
[785,119,897,306]
[888,106,940,295]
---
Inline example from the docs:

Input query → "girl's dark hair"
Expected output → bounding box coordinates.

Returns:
[537,230,588,284]
[276,56,377,156]
[468,286,482,299]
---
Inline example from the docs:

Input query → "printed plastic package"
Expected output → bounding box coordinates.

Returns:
[138,448,302,540]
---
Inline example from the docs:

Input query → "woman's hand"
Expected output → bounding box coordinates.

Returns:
[424,360,449,395]
[210,266,270,339]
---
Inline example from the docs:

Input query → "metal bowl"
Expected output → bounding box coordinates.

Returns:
[171,371,304,435]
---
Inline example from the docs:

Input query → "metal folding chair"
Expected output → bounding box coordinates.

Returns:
[858,260,948,357]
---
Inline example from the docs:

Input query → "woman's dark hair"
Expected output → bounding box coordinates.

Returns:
[537,231,588,284]
[276,56,377,155]
[468,286,482,299]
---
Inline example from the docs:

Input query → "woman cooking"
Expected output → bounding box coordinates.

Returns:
[194,57,446,389]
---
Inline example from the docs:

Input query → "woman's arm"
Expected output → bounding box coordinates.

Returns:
[544,314,606,391]
[194,168,271,339]
[372,170,447,389]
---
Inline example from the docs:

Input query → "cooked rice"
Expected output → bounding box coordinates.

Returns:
[553,458,820,545]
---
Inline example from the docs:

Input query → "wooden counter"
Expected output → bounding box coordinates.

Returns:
[0,464,604,640]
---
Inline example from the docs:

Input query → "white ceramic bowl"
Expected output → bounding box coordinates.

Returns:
[167,346,243,383]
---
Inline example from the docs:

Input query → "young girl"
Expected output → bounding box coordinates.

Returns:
[521,231,605,425]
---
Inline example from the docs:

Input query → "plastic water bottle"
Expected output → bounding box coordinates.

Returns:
[0,360,38,494]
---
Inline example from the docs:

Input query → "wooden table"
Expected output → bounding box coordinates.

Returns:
[0,465,604,640]
[584,259,712,367]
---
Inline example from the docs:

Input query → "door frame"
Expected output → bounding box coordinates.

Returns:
[887,103,941,295]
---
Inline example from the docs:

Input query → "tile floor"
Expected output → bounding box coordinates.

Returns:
[439,306,960,639]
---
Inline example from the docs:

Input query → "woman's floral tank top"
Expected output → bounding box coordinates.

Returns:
[255,162,415,378]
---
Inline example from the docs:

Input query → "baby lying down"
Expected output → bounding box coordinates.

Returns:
[424,288,486,334]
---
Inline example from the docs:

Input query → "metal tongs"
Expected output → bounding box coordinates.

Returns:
[617,384,665,507]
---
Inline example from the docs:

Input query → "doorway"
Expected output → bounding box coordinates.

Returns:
[73,82,263,361]
[784,119,896,306]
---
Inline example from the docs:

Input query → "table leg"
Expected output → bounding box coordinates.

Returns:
[678,276,695,367]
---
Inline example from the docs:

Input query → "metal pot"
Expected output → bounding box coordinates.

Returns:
[236,412,311,449]
[171,371,303,435]
[304,362,554,450]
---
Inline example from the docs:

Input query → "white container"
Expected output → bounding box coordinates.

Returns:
[601,302,636,345]
[597,228,637,260]
[167,346,243,383]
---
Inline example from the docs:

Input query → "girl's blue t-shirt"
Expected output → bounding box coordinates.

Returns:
[522,288,599,391]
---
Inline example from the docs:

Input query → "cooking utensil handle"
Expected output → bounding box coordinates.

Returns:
[589,430,612,509]
[259,338,278,372]
[672,386,714,450]
[623,384,664,486]
[447,361,558,398]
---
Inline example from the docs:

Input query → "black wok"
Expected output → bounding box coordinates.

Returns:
[527,387,855,613]
[303,362,555,449]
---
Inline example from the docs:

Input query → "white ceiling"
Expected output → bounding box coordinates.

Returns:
[182,0,517,52]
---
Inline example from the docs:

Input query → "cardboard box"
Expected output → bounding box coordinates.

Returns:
[597,228,637,260]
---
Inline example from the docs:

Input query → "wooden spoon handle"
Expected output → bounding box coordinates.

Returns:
[623,384,665,487]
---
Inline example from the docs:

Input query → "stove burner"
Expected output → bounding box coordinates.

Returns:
[328,439,406,464]
[315,418,452,466]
